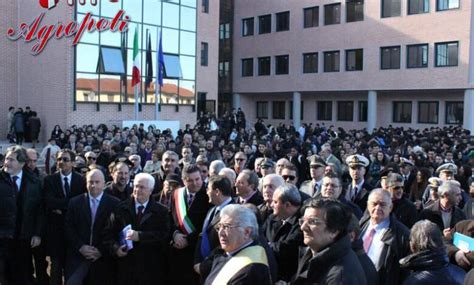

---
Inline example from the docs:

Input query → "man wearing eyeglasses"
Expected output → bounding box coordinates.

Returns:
[44,149,87,285]
[385,173,417,228]
[233,152,247,176]
[293,199,366,284]
[262,184,303,282]
[320,174,363,219]
[204,205,271,285]
[359,189,410,285]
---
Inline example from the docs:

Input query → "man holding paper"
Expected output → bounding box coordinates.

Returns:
[104,172,170,285]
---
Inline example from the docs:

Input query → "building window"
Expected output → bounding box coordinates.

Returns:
[393,101,412,123]
[381,46,401,69]
[259,14,272,34]
[219,23,231,40]
[275,55,289,75]
[324,51,340,72]
[437,0,460,11]
[200,42,208,66]
[418,101,439,124]
[241,58,253,77]
[257,101,268,119]
[276,11,290,32]
[337,101,354,121]
[273,101,286,119]
[407,44,428,68]
[324,3,341,25]
[303,52,318,73]
[258,57,271,76]
[435,41,458,67]
[408,0,429,15]
[445,101,463,124]
[346,0,364,22]
[242,18,254,36]
[202,0,209,13]
[359,101,368,121]
[382,0,401,18]
[346,49,363,71]
[219,61,230,77]
[304,6,319,28]
[289,101,304,120]
[317,101,333,120]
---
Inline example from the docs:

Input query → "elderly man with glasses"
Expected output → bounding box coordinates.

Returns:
[204,205,271,285]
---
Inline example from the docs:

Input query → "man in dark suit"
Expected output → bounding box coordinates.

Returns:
[169,164,211,285]
[344,154,373,212]
[44,149,86,285]
[204,205,271,285]
[104,162,132,202]
[359,189,411,285]
[3,146,45,285]
[104,172,170,285]
[235,169,263,206]
[194,175,234,278]
[65,169,120,285]
[399,157,417,194]
[386,173,417,228]
[262,184,304,282]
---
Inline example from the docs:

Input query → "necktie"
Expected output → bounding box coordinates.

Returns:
[354,186,360,200]
[45,148,51,175]
[136,205,144,224]
[89,198,99,244]
[90,198,98,225]
[200,207,218,258]
[188,193,194,206]
[64,177,70,197]
[363,228,376,252]
[11,175,19,192]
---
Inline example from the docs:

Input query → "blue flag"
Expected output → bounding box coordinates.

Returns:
[157,29,164,87]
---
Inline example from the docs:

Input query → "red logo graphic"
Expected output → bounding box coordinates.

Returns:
[39,0,59,9]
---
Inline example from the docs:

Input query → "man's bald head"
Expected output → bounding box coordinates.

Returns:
[86,169,105,198]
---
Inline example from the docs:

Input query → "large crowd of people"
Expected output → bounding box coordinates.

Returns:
[1,109,474,285]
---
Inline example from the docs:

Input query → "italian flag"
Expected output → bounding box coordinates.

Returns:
[132,26,140,87]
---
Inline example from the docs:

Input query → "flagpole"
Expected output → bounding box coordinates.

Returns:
[133,25,139,120]
[155,28,161,120]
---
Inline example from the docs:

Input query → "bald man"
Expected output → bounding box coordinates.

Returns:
[65,170,120,284]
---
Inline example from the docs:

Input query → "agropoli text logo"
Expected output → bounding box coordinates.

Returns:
[7,0,129,55]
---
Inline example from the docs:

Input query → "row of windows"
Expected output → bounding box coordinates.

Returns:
[240,41,458,76]
[256,100,464,124]
[241,0,459,37]
[383,0,459,18]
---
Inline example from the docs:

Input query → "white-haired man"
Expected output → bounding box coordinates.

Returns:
[204,205,271,285]
[104,172,170,285]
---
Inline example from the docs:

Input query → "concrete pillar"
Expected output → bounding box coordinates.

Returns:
[464,90,474,133]
[233,93,241,109]
[368,91,377,133]
[293,92,301,129]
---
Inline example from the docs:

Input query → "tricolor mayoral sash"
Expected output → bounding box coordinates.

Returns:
[212,245,269,285]
[174,187,196,235]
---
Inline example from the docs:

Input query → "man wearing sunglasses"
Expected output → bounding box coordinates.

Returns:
[44,149,87,285]
[385,173,417,228]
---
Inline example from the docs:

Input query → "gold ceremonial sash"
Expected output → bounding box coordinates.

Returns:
[212,245,268,285]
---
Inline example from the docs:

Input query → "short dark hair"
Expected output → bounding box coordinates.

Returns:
[57,149,76,161]
[182,164,201,178]
[302,198,352,239]
[208,175,232,196]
